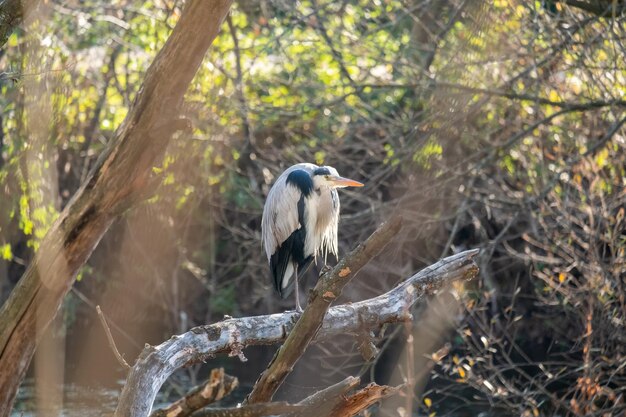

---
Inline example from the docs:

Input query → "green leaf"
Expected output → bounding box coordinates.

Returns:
[1,244,12,261]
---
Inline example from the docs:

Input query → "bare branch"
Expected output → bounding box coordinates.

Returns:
[150,368,239,417]
[96,305,131,370]
[294,376,399,417]
[295,376,360,415]
[185,376,398,417]
[191,402,302,417]
[246,215,403,404]
[114,248,479,417]
[326,382,400,417]
[361,81,626,110]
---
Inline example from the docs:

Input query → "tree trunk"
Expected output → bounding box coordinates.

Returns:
[0,1,233,414]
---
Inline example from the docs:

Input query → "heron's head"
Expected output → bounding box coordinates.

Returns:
[312,166,364,189]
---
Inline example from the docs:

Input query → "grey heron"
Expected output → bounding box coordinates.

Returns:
[261,163,364,312]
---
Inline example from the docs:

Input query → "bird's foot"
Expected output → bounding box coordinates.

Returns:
[320,264,332,275]
[287,305,304,314]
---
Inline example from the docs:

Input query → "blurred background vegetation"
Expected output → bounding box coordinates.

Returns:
[0,0,625,415]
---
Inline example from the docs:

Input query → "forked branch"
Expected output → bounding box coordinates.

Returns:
[114,244,478,416]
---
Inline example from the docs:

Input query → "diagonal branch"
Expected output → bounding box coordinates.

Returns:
[294,376,361,417]
[114,247,479,417]
[187,376,399,417]
[293,376,400,417]
[96,305,131,370]
[360,81,626,110]
[190,402,302,417]
[246,215,403,404]
[150,368,239,417]
[326,382,400,417]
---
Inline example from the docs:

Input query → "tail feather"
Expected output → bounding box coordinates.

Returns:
[271,246,293,298]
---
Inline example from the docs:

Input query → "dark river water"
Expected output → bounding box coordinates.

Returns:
[12,380,121,416]
[10,378,251,417]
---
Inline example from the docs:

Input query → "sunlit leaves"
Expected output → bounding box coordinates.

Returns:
[413,140,443,169]
[185,0,416,153]
[0,243,12,261]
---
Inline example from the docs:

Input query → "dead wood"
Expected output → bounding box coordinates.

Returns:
[114,247,479,417]
[97,305,131,370]
[246,215,403,404]
[190,402,301,417]
[150,368,239,417]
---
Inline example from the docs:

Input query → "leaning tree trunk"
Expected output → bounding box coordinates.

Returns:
[0,1,233,414]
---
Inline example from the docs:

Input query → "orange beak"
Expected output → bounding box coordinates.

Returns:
[329,176,364,188]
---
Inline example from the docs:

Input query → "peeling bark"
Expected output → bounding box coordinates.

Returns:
[327,382,399,417]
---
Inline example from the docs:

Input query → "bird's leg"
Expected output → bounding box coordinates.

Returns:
[294,269,303,313]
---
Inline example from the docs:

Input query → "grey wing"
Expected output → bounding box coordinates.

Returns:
[261,175,302,261]
[319,188,339,261]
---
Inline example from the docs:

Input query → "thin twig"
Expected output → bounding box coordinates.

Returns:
[72,287,142,349]
[96,305,131,370]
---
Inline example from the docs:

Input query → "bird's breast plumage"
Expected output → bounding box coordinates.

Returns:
[261,163,342,298]
[308,187,339,261]
[314,188,335,238]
